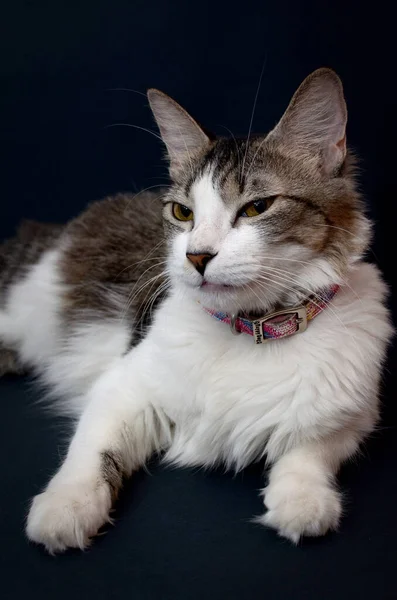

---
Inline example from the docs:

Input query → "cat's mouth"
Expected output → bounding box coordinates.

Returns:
[200,281,234,292]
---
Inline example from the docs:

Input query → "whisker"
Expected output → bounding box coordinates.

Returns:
[138,275,170,324]
[246,280,278,309]
[256,269,330,305]
[123,271,165,311]
[218,125,242,181]
[229,255,362,304]
[175,123,195,180]
[142,279,171,325]
[313,224,363,238]
[120,262,168,320]
[253,271,363,356]
[106,87,147,97]
[258,263,363,306]
[244,137,268,181]
[120,271,167,323]
[104,123,164,143]
[122,185,170,215]
[250,255,328,266]
[240,55,267,183]
[312,223,378,262]
[114,254,167,282]
[150,280,170,314]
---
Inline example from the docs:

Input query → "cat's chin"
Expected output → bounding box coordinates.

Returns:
[200,281,235,293]
[198,283,246,312]
[181,282,275,316]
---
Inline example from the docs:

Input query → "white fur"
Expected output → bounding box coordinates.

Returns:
[24,258,391,551]
[26,477,112,553]
[44,320,131,415]
[2,175,391,552]
[0,248,131,414]
[0,250,63,366]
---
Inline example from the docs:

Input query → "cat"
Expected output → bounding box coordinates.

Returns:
[0,68,392,553]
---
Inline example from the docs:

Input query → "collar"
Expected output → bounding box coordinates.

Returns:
[202,284,340,344]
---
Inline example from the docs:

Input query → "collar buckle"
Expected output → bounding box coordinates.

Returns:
[252,306,307,345]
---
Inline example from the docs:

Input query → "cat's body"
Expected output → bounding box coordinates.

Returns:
[0,69,392,552]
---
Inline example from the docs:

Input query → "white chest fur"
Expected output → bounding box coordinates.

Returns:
[136,262,391,470]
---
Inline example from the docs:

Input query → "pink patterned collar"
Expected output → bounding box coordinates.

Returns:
[202,284,340,344]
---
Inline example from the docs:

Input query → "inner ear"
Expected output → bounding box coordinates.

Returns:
[147,89,211,170]
[267,68,347,174]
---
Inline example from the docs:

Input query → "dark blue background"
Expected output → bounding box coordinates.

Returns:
[1,2,396,599]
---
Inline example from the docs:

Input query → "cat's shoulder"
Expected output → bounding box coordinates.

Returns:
[336,261,390,312]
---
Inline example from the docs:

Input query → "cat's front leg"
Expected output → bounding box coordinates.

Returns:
[26,349,170,554]
[260,429,364,543]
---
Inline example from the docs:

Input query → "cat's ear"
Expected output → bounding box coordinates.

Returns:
[147,89,210,171]
[267,68,347,174]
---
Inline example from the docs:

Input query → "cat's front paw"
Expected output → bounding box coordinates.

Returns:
[260,472,342,544]
[26,479,112,553]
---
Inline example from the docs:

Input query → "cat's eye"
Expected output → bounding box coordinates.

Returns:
[172,203,194,222]
[239,198,274,218]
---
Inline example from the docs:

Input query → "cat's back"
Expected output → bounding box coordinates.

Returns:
[60,190,164,286]
[58,189,166,321]
[0,220,64,306]
[1,190,165,297]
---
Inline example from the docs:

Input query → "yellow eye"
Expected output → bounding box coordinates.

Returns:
[172,203,194,222]
[239,198,274,218]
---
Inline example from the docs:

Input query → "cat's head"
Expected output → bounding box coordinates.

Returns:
[148,69,371,314]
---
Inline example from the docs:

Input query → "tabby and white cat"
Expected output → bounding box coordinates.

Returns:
[0,69,392,553]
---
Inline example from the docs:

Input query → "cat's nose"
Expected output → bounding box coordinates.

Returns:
[186,252,216,276]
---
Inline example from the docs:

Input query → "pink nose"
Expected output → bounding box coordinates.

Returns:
[186,252,215,276]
